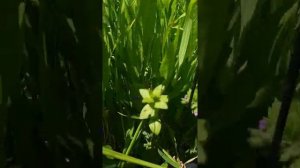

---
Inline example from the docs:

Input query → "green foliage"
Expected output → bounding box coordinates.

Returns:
[1,0,102,167]
[139,84,168,135]
[198,0,300,167]
[103,146,165,168]
[181,86,198,116]
[157,149,181,168]
[248,98,300,167]
[103,0,198,166]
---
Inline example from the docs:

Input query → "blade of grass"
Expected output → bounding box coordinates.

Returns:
[103,147,164,168]
[158,149,180,168]
[178,16,192,68]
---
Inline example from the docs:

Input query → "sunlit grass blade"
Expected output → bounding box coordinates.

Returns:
[178,17,192,68]
[103,146,165,168]
[158,149,181,168]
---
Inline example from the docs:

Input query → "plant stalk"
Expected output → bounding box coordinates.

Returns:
[103,147,164,168]
[268,31,300,168]
[120,120,144,167]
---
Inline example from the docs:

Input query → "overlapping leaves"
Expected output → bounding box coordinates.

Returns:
[139,84,169,135]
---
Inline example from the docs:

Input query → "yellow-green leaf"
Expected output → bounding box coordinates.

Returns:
[139,89,154,103]
[103,145,114,159]
[149,119,161,135]
[140,104,155,119]
[160,95,168,103]
[152,85,165,98]
[154,101,168,109]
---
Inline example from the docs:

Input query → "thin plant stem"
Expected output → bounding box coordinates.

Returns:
[120,120,144,168]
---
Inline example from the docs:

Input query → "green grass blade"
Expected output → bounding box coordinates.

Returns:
[157,149,180,168]
[103,147,164,168]
[178,17,192,68]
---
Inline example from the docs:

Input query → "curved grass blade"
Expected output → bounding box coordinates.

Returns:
[117,112,144,120]
[158,149,180,168]
[103,147,164,168]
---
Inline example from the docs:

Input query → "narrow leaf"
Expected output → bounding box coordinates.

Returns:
[178,17,192,67]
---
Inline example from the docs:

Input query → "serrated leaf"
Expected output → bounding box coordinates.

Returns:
[140,104,155,119]
[149,119,161,135]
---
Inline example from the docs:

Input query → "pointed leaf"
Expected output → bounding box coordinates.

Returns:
[178,17,192,67]
[153,85,165,97]
[154,101,168,109]
[140,104,155,119]
[139,89,154,103]
[158,149,180,168]
[160,95,169,103]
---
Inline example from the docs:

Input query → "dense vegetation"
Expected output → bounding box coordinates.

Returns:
[1,0,101,167]
[102,0,199,167]
[198,0,300,167]
[2,0,300,168]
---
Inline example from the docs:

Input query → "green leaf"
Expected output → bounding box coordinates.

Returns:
[240,0,258,32]
[139,89,154,103]
[154,101,168,110]
[117,112,145,120]
[103,145,114,159]
[280,141,300,162]
[103,146,164,168]
[178,17,192,67]
[18,2,26,28]
[158,149,180,168]
[197,119,208,142]
[153,85,165,98]
[140,104,156,119]
[197,145,207,164]
[290,158,300,168]
[160,95,169,103]
[161,162,169,168]
[149,119,162,135]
